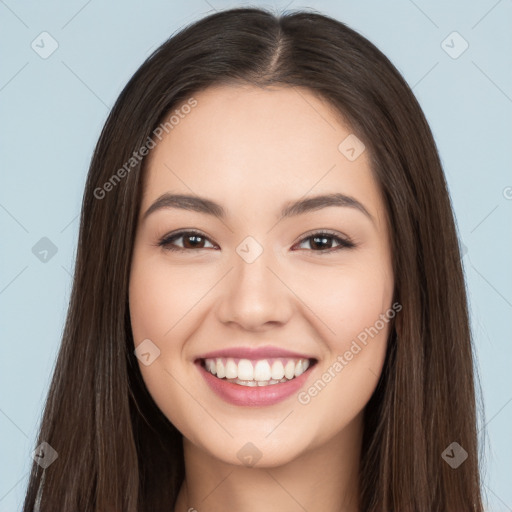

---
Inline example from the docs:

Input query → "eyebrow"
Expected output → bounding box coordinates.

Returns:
[142,192,375,225]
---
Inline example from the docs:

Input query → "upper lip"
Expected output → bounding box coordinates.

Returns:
[196,346,317,361]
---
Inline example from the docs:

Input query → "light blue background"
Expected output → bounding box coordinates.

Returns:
[1,1,511,510]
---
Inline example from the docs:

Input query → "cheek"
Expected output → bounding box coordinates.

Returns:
[129,253,210,344]
[295,257,394,345]
[128,255,205,436]
[128,256,193,406]
[293,260,393,429]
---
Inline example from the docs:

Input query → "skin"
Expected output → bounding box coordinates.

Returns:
[129,84,394,512]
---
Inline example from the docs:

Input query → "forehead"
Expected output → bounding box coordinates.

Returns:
[141,84,384,227]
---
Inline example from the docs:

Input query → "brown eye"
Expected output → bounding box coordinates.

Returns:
[157,229,355,253]
[294,231,355,253]
[181,233,206,249]
[158,230,217,252]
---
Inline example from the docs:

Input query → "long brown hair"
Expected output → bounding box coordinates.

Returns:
[23,7,484,511]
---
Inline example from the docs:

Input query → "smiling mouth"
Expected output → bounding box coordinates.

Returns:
[197,357,317,387]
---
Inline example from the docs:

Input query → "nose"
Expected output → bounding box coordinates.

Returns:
[215,244,294,331]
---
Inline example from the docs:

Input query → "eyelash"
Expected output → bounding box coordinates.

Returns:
[156,229,356,254]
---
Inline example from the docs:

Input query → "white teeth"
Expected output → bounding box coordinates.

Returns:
[284,360,296,380]
[271,360,285,380]
[254,360,271,381]
[216,358,225,379]
[231,378,288,387]
[207,359,216,375]
[295,359,310,377]
[237,359,254,381]
[203,357,313,385]
[225,358,237,379]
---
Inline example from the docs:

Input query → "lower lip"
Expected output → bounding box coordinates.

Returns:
[196,360,315,407]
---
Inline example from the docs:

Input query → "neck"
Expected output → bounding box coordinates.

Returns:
[173,412,363,512]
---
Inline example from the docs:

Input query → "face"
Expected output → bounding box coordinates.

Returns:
[129,84,394,467]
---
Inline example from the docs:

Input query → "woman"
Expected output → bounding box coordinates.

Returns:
[23,7,484,511]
